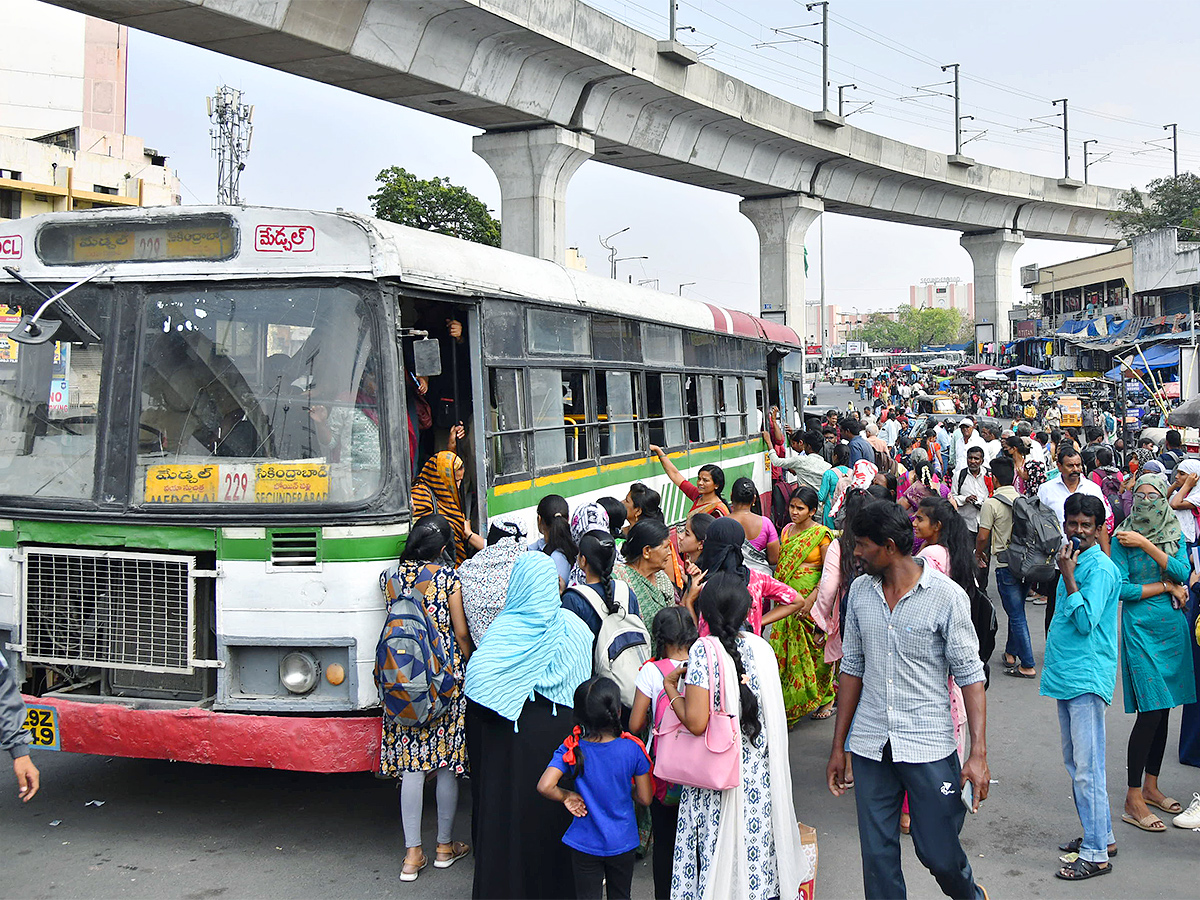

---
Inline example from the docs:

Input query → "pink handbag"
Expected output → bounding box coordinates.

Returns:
[651,636,741,791]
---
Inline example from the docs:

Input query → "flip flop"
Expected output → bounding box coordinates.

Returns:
[1145,796,1183,814]
[1058,836,1117,856]
[1121,812,1166,832]
[811,704,835,720]
[434,841,471,869]
[1055,858,1112,881]
[1003,667,1036,678]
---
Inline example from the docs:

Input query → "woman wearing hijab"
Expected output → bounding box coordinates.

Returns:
[1110,473,1197,833]
[687,517,798,636]
[464,552,593,899]
[411,451,484,563]
[566,501,609,586]
[457,519,526,646]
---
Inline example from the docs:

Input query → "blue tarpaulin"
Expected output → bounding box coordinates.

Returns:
[1104,344,1180,380]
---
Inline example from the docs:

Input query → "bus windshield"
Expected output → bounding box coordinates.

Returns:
[137,282,383,506]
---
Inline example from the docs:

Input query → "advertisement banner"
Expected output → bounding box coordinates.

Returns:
[1059,396,1082,427]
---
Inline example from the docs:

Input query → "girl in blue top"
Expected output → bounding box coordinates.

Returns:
[538,676,653,900]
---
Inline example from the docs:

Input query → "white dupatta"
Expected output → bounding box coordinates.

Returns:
[703,633,805,900]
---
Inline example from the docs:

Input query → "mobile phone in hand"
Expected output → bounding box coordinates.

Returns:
[1068,536,1081,554]
[961,781,975,813]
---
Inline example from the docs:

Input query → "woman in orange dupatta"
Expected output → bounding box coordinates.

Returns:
[771,485,837,725]
[411,451,485,564]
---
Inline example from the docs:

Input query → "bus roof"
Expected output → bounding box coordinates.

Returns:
[0,205,801,348]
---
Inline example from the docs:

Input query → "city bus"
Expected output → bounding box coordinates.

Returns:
[829,348,966,377]
[0,205,804,771]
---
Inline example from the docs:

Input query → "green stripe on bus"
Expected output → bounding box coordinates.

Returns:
[15,521,217,552]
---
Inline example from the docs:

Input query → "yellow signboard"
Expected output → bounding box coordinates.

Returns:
[1059,396,1082,428]
[144,465,219,503]
[254,462,330,504]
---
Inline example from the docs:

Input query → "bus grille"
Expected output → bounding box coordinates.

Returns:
[22,547,195,674]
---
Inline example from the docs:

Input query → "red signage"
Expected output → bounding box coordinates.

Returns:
[1015,319,1038,338]
[805,344,822,355]
[254,225,315,253]
[0,235,21,259]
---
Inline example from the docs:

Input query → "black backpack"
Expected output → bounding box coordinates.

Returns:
[994,493,1063,584]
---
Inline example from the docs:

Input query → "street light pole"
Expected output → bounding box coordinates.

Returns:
[1083,139,1097,185]
[599,227,630,279]
[678,282,696,295]
[837,83,856,117]
[805,2,829,114]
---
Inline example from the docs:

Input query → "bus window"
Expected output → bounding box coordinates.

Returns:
[137,284,383,505]
[528,309,590,356]
[487,368,527,475]
[646,373,685,448]
[718,375,742,440]
[643,324,683,366]
[530,367,590,470]
[597,370,639,457]
[686,375,718,444]
[593,316,641,362]
[745,376,765,435]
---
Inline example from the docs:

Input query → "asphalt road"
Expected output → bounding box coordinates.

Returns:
[1,381,1197,900]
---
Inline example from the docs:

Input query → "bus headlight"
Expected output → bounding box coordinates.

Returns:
[279,651,320,694]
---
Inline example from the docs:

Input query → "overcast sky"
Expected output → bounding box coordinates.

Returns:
[122,0,1199,320]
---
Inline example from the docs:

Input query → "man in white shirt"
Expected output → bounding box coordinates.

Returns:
[881,414,900,449]
[978,422,1003,464]
[766,429,831,493]
[952,418,987,478]
[953,446,992,594]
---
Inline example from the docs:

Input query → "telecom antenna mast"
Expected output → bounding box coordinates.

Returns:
[207,86,254,205]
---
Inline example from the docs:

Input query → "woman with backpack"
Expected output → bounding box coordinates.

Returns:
[663,573,807,900]
[378,514,473,882]
[629,608,699,899]
[562,532,641,639]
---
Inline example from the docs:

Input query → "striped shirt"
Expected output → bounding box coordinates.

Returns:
[841,558,984,763]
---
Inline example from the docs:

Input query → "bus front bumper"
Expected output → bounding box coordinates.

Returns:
[22,694,383,772]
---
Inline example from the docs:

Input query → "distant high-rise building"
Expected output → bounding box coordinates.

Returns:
[0,0,179,221]
[910,279,974,318]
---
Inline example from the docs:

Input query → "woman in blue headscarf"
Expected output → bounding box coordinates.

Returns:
[464,551,593,899]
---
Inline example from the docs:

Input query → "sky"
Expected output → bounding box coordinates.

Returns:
[118,0,1200,322]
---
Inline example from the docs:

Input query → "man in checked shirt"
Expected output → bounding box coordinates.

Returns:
[827,501,991,900]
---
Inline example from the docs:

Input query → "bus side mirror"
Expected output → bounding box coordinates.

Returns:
[412,337,442,378]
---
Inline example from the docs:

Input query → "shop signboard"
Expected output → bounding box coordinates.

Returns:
[1015,319,1038,338]
[1059,396,1082,427]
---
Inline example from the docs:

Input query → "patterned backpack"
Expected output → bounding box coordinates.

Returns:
[374,567,457,726]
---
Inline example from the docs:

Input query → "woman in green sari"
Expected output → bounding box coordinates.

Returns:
[771,485,837,725]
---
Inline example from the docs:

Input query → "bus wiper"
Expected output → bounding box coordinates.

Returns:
[1,265,106,345]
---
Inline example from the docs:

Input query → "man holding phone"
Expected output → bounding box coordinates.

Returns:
[1040,493,1122,881]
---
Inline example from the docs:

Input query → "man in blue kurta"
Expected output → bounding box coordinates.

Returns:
[1040,493,1121,882]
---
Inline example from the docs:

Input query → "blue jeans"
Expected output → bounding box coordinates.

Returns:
[995,566,1033,670]
[1057,693,1114,864]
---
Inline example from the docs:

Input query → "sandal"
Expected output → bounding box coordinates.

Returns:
[1003,667,1036,679]
[811,703,835,720]
[1121,812,1166,832]
[1145,796,1183,814]
[434,841,470,869]
[400,854,427,882]
[1002,653,1018,667]
[1055,858,1112,881]
[1058,836,1116,856]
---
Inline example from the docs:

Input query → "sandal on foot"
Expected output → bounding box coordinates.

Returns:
[1003,667,1036,679]
[400,855,427,882]
[1056,858,1112,881]
[1003,654,1018,667]
[811,704,835,720]
[1121,812,1166,832]
[1058,836,1116,856]
[434,841,470,869]
[1145,796,1183,814]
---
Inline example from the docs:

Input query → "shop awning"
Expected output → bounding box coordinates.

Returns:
[1104,344,1180,380]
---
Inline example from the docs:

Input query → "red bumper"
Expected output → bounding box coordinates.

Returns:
[24,694,383,772]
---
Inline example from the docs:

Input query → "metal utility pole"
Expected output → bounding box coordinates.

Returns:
[818,216,827,362]
[1083,139,1096,184]
[805,2,829,114]
[669,0,676,35]
[207,85,253,205]
[599,227,630,279]
[941,63,962,156]
[678,282,696,295]
[1052,98,1070,180]
[837,83,857,117]
[1165,123,1179,177]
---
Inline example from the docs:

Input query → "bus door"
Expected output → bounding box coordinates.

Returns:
[767,350,783,421]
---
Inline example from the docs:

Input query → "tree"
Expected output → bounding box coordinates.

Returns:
[1113,172,1200,238]
[368,166,501,247]
[858,306,966,351]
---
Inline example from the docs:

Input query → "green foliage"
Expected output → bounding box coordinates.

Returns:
[368,166,501,247]
[1113,173,1200,238]
[856,306,967,351]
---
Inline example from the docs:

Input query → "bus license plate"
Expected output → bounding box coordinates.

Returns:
[21,705,59,750]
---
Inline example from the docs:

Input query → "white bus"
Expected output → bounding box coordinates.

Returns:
[0,206,803,771]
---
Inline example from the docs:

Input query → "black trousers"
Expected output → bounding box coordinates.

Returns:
[852,744,984,900]
[1127,708,1170,788]
[648,798,679,899]
[571,848,635,900]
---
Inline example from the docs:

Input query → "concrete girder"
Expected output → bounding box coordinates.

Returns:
[740,194,823,327]
[46,0,1125,244]
[472,125,594,264]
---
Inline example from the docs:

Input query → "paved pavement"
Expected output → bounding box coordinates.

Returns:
[0,381,1197,899]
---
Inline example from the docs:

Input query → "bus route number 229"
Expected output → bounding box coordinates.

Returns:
[223,470,250,501]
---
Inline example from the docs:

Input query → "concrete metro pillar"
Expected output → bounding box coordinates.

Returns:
[739,194,823,328]
[472,126,594,263]
[960,229,1025,344]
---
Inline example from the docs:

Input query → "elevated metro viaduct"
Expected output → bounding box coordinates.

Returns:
[48,0,1125,340]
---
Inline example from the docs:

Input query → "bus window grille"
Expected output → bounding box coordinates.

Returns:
[22,548,194,674]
